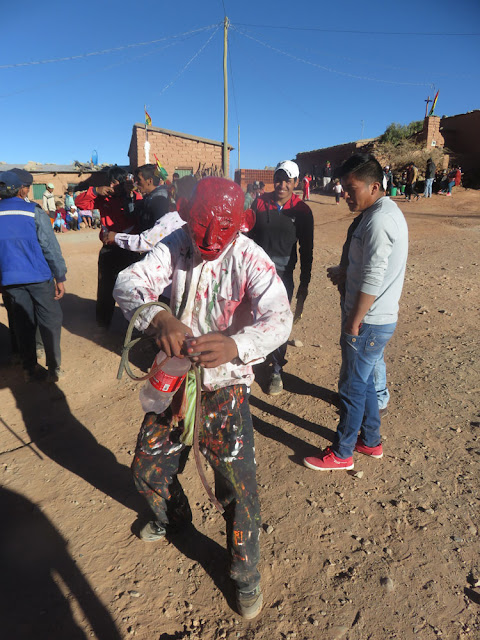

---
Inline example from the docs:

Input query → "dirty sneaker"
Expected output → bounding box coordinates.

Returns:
[47,367,64,383]
[303,447,354,471]
[139,520,167,542]
[236,585,263,619]
[268,373,283,396]
[354,437,383,459]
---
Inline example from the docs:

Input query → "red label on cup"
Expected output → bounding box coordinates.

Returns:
[150,370,186,394]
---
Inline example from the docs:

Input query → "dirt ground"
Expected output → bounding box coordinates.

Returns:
[1,187,479,640]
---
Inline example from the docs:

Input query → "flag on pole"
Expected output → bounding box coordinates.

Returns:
[154,154,168,181]
[145,105,152,127]
[428,90,439,116]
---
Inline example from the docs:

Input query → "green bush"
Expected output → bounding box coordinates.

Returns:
[379,121,424,144]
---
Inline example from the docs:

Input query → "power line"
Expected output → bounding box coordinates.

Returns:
[234,22,480,37]
[0,24,220,70]
[232,26,431,87]
[155,26,221,97]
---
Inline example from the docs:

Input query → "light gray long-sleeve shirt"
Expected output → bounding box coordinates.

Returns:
[344,196,408,325]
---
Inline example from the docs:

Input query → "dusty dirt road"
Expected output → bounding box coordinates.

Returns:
[1,188,479,640]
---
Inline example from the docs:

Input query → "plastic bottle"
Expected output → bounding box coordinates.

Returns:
[139,351,191,414]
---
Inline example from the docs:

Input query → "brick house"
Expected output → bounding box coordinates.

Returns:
[128,123,232,177]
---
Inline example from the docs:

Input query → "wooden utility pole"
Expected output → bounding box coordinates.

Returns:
[223,16,229,177]
[238,125,240,171]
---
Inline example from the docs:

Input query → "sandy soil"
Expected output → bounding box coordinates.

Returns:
[0,188,479,640]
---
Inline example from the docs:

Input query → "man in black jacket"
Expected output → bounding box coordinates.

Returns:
[134,164,169,232]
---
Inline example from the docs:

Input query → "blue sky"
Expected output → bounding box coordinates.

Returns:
[1,0,479,176]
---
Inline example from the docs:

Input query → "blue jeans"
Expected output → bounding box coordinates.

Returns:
[334,322,396,459]
[423,178,433,197]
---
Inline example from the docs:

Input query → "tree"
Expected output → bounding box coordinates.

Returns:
[380,120,424,144]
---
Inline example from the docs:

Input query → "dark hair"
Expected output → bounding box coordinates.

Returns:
[107,165,128,184]
[340,153,385,190]
[172,172,180,180]
[135,164,160,186]
[0,186,20,199]
[259,181,265,189]
[246,183,255,193]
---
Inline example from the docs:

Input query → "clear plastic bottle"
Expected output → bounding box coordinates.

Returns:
[139,351,191,414]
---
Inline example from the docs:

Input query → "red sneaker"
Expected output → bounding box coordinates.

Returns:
[354,438,383,459]
[303,447,354,471]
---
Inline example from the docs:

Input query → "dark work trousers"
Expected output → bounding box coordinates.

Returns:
[269,270,294,374]
[3,292,45,357]
[5,279,62,372]
[96,245,142,328]
[132,384,261,591]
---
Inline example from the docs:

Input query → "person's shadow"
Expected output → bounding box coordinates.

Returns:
[250,370,338,465]
[0,485,122,639]
[0,342,146,516]
[61,291,158,374]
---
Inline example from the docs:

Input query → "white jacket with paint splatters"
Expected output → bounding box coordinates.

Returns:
[113,229,293,391]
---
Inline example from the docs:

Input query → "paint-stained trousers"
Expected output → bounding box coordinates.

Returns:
[132,384,261,591]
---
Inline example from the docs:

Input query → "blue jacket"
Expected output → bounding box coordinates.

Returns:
[0,197,67,286]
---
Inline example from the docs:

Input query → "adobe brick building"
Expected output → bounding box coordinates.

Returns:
[234,168,275,192]
[296,139,376,180]
[128,123,232,177]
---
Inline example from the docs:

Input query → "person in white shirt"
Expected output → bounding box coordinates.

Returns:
[113,177,293,620]
[42,183,56,223]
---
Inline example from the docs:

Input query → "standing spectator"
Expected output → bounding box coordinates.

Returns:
[74,166,142,331]
[134,164,169,232]
[42,183,56,222]
[423,158,436,198]
[304,154,408,471]
[333,179,343,204]
[322,161,333,190]
[0,170,66,382]
[302,173,312,201]
[243,184,256,210]
[384,166,393,194]
[445,166,461,196]
[250,160,314,395]
[113,177,293,619]
[405,162,420,201]
[256,181,265,198]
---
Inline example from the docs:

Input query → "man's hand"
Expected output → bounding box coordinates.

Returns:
[293,284,308,324]
[54,281,65,300]
[187,333,238,368]
[327,265,346,286]
[96,186,114,197]
[103,231,117,245]
[147,312,192,358]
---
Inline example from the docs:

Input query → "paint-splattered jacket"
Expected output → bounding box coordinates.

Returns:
[113,229,293,391]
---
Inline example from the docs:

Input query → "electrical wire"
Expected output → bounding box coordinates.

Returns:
[234,22,480,37]
[0,24,220,70]
[155,25,221,97]
[232,25,431,87]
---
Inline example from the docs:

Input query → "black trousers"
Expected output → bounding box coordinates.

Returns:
[269,270,294,374]
[132,384,261,591]
[5,280,62,372]
[96,245,142,328]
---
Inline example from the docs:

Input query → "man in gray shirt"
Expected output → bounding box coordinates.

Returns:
[304,153,408,471]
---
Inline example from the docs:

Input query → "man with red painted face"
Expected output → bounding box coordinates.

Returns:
[114,177,293,619]
[250,160,314,395]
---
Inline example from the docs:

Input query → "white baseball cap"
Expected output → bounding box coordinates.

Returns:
[274,160,299,179]
[47,183,55,189]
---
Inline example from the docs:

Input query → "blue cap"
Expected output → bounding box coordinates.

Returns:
[0,170,24,191]
[11,167,33,186]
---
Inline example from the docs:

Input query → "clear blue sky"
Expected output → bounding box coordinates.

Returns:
[1,0,479,176]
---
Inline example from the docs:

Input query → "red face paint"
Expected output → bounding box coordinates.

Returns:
[187,177,244,261]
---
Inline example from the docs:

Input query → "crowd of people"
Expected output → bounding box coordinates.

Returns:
[0,151,410,620]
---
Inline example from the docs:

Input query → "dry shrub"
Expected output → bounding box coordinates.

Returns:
[375,139,448,173]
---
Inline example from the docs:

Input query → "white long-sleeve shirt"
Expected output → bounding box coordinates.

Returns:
[345,196,408,325]
[113,230,293,391]
[114,211,185,252]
